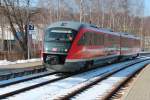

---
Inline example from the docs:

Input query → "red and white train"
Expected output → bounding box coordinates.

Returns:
[42,21,141,72]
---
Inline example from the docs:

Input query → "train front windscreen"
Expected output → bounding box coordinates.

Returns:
[44,28,77,54]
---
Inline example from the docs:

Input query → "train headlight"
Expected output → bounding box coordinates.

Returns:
[65,49,68,52]
[45,47,48,51]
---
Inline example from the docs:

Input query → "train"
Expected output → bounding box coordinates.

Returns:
[42,21,141,72]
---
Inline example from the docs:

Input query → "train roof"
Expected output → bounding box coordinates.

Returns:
[118,32,140,39]
[46,21,140,40]
[46,21,97,31]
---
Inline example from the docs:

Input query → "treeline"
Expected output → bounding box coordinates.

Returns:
[37,0,150,50]
[38,0,147,35]
[0,0,149,59]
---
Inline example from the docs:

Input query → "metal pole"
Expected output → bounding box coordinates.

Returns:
[89,6,92,24]
[57,0,60,21]
[27,25,30,59]
[27,0,30,59]
[80,0,83,22]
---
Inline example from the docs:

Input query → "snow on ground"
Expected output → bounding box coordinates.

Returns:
[5,59,144,100]
[0,58,42,66]
[72,60,150,100]
[0,74,59,96]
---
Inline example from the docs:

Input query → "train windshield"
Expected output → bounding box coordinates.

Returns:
[45,28,76,42]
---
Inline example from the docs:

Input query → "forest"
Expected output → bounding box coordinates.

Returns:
[0,0,150,59]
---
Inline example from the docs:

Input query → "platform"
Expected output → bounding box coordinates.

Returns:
[122,64,150,100]
[0,61,42,69]
[0,61,43,75]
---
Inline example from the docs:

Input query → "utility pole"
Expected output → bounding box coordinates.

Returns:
[140,17,144,51]
[80,0,83,22]
[0,17,4,51]
[57,0,60,21]
[101,0,104,28]
[89,6,92,24]
[27,0,30,59]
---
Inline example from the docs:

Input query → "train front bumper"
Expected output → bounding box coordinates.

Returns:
[44,61,85,72]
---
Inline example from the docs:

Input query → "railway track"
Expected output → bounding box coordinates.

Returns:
[0,57,148,100]
[0,66,94,99]
[0,58,133,98]
[102,65,144,100]
[0,72,71,99]
[53,59,150,100]
[0,71,57,87]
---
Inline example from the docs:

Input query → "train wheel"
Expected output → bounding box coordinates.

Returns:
[136,53,140,57]
[85,61,93,69]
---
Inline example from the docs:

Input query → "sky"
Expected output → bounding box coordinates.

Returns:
[31,0,150,17]
[145,0,150,16]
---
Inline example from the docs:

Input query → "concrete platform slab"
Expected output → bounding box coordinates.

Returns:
[122,64,150,100]
[0,61,43,75]
[0,61,42,69]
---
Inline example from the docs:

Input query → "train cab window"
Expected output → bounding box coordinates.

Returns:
[44,28,77,42]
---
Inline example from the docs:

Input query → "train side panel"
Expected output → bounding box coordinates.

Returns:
[104,33,120,57]
[67,28,105,60]
[120,35,140,58]
[66,28,106,68]
[66,28,120,68]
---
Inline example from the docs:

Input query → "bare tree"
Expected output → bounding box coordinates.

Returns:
[37,0,148,51]
[1,0,39,59]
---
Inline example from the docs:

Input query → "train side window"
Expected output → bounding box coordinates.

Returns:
[87,33,91,45]
[91,32,95,45]
[78,32,92,46]
[96,33,104,45]
[78,32,104,46]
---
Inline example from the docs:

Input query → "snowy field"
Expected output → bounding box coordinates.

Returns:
[0,58,42,66]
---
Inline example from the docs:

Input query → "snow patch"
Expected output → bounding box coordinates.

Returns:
[0,58,42,66]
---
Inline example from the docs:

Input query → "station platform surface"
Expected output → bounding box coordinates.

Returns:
[123,64,150,100]
[0,61,43,75]
[0,61,42,69]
